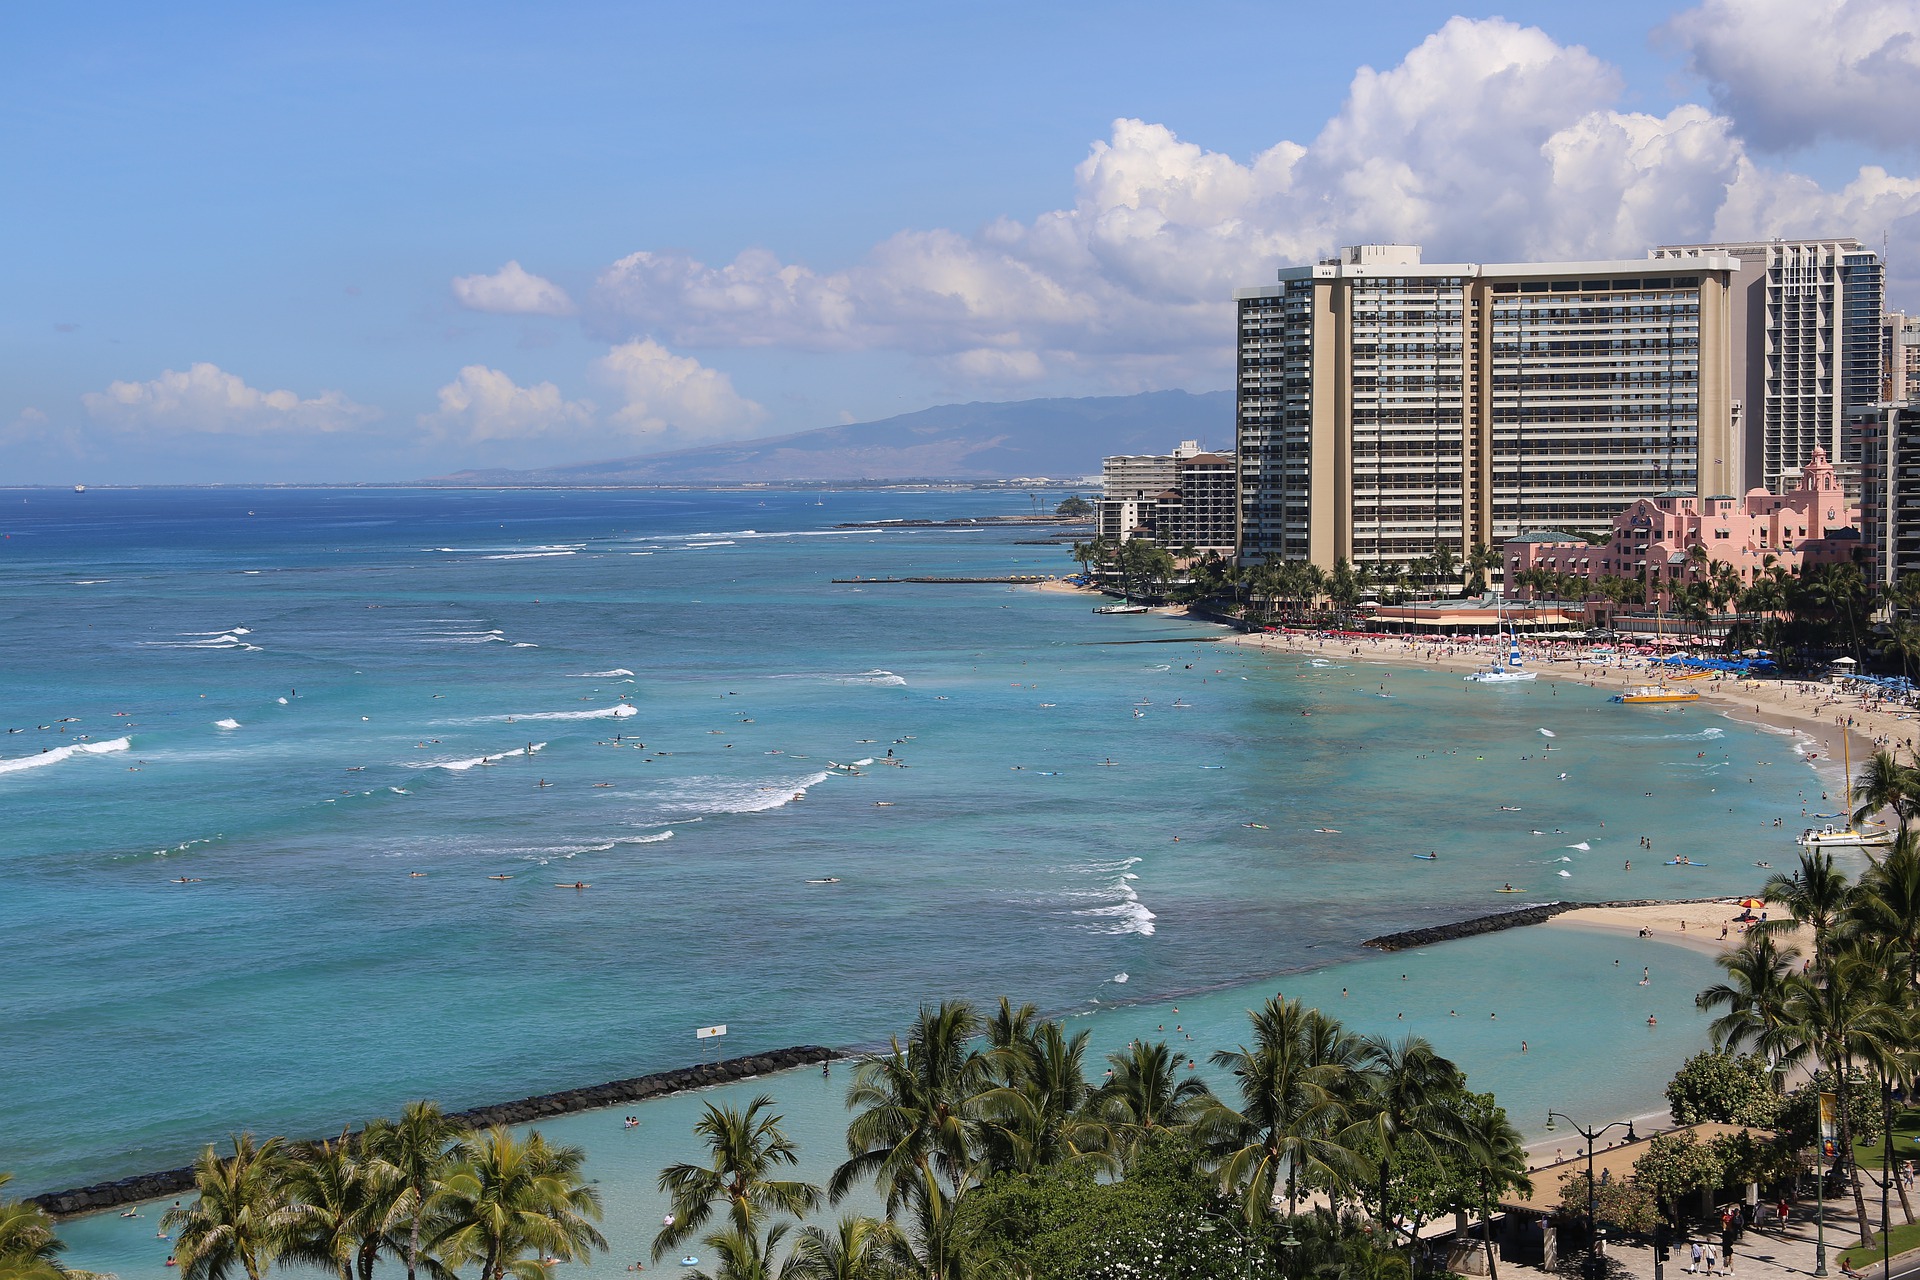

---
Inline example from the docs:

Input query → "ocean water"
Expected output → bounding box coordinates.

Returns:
[0,488,1837,1238]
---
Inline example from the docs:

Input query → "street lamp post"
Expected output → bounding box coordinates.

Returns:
[1547,1111,1640,1278]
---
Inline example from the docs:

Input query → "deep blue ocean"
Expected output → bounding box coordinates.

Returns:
[0,487,1839,1276]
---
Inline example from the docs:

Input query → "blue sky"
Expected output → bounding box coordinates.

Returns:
[4,0,1918,483]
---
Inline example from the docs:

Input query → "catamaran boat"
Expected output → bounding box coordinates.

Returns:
[1092,602,1149,615]
[1465,624,1536,683]
[1795,732,1892,849]
[1798,823,1892,850]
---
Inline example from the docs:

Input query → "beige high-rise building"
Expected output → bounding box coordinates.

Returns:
[1653,238,1885,495]
[1235,245,1739,571]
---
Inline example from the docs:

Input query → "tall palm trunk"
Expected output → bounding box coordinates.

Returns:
[1885,1084,1915,1225]
[407,1199,423,1280]
[1838,1057,1874,1246]
[1481,1181,1500,1280]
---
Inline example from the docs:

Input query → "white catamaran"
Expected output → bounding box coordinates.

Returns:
[1799,728,1892,851]
[1465,616,1537,684]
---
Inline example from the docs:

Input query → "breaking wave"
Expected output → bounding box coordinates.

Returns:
[0,737,132,775]
[413,743,548,771]
[487,704,636,721]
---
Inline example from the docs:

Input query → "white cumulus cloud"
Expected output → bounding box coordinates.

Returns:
[1666,0,1920,152]
[421,366,594,442]
[593,339,766,443]
[82,364,377,435]
[582,15,1920,389]
[451,261,577,316]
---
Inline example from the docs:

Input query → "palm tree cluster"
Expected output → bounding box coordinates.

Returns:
[136,1102,603,1280]
[0,1174,108,1280]
[660,997,1529,1280]
[1069,537,1516,623]
[1696,845,1920,1246]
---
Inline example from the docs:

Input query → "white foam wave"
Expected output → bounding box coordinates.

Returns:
[0,736,131,775]
[573,669,635,678]
[658,771,831,815]
[510,642,539,648]
[1567,841,1591,851]
[770,670,906,687]
[680,541,735,548]
[1539,728,1556,737]
[142,627,262,652]
[488,704,636,721]
[415,742,548,771]
[483,551,576,560]
[72,579,109,584]
[1660,727,1727,742]
[428,544,584,554]
[1072,867,1157,937]
[214,718,241,729]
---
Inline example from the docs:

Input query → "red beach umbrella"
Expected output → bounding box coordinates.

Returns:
[1737,897,1766,909]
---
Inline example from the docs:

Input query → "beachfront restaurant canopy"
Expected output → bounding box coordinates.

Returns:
[1367,596,1585,635]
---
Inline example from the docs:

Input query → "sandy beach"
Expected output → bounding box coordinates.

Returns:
[1212,624,1913,779]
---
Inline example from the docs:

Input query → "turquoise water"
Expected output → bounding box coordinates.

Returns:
[0,487,1830,1241]
[58,923,1720,1280]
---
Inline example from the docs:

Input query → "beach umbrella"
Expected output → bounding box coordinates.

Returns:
[1738,897,1766,909]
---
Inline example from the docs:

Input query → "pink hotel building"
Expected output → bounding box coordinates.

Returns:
[1503,446,1863,602]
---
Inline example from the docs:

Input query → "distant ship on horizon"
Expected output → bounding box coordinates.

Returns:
[73,484,85,492]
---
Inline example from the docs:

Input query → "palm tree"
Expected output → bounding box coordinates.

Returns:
[1784,952,1901,1246]
[974,1021,1113,1176]
[1199,997,1368,1224]
[781,1216,903,1280]
[433,1128,605,1280]
[0,1174,105,1280]
[1455,1102,1530,1280]
[1695,932,1805,1062]
[1762,850,1856,972]
[692,1223,790,1280]
[981,998,1040,1087]
[1853,751,1920,838]
[654,1097,820,1260]
[875,1166,981,1280]
[279,1133,396,1280]
[833,1001,992,1214]
[1856,835,1920,985]
[162,1134,295,1280]
[1356,1035,1465,1248]
[363,1100,466,1280]
[1879,621,1920,685]
[1092,1040,1213,1168]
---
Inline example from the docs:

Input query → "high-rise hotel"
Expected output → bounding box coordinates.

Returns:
[1235,244,1740,569]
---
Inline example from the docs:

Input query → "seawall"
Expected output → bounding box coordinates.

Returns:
[1361,897,1735,952]
[28,1044,837,1218]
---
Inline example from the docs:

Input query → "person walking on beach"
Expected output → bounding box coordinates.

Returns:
[1690,1241,1703,1273]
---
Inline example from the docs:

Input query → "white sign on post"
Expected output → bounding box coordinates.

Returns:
[695,1024,727,1040]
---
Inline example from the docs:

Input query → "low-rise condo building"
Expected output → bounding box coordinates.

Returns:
[1097,442,1237,553]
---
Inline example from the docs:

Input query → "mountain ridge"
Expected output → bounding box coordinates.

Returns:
[434,389,1233,484]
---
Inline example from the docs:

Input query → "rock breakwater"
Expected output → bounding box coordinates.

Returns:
[29,1044,837,1217]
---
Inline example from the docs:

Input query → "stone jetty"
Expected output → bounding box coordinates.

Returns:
[29,1044,838,1217]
